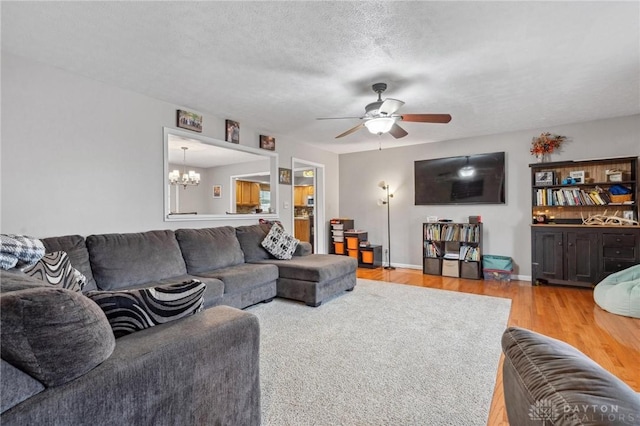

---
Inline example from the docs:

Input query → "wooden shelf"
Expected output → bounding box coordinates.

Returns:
[530,156,639,288]
[423,222,482,279]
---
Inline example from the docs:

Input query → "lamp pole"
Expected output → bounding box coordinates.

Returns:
[383,184,395,270]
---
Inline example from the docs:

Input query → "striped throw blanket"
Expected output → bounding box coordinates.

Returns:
[0,234,45,270]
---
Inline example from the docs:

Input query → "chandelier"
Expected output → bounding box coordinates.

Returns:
[169,147,200,188]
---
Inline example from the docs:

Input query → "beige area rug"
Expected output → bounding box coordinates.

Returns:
[247,279,512,425]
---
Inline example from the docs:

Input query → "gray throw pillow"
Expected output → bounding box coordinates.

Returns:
[86,280,205,338]
[0,287,115,387]
[236,224,273,262]
[261,223,299,260]
[22,251,87,292]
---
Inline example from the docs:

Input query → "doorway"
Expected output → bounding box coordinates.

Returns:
[292,158,325,253]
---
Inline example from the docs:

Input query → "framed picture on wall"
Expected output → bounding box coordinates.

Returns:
[225,120,240,144]
[260,135,276,151]
[177,110,203,133]
[212,185,222,198]
[278,168,292,185]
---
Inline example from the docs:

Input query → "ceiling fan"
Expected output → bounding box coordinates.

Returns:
[317,83,452,139]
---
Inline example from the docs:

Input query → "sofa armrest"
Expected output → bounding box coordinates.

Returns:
[1,306,261,426]
[501,327,640,425]
[294,242,313,256]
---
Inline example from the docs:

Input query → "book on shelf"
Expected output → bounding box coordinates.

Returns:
[533,187,625,207]
[459,245,480,261]
[424,241,442,258]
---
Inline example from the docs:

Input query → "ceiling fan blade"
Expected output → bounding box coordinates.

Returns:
[389,123,408,139]
[379,98,404,116]
[335,123,365,138]
[400,114,452,123]
[316,116,363,120]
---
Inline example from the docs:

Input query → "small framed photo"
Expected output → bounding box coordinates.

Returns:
[569,170,586,184]
[225,120,240,144]
[177,110,202,133]
[212,185,222,198]
[535,171,555,186]
[623,211,634,221]
[260,135,276,151]
[278,168,292,185]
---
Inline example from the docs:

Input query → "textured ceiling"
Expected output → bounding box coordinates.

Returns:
[2,1,639,154]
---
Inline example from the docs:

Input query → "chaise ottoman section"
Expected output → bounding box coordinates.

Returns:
[257,255,357,307]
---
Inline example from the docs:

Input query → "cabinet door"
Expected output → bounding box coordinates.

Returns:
[293,187,304,206]
[236,181,243,204]
[566,231,599,283]
[249,183,260,205]
[532,229,564,283]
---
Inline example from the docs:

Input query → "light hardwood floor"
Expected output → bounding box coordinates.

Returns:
[356,267,640,426]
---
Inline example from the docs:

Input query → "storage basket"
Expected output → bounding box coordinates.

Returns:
[482,255,513,271]
[609,193,632,203]
[483,269,512,282]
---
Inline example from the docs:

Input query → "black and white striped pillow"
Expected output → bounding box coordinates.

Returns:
[86,280,205,338]
[22,251,87,292]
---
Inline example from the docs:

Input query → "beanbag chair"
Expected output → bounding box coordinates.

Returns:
[593,264,640,319]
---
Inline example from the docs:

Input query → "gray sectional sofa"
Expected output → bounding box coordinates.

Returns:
[1,223,357,425]
[502,327,640,425]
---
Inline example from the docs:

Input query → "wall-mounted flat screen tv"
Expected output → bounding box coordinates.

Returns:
[414,152,505,205]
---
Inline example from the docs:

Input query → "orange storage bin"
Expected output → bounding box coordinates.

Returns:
[346,237,359,250]
[334,242,345,254]
[361,251,374,264]
[348,249,358,259]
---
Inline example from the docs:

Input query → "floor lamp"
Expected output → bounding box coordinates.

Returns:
[378,181,395,270]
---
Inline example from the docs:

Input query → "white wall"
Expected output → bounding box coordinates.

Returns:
[1,53,340,240]
[338,115,640,277]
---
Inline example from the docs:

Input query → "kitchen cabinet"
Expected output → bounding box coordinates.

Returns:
[236,181,260,206]
[294,186,314,206]
[295,218,310,242]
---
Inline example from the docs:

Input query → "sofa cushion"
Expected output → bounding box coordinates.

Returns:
[194,263,279,295]
[235,224,273,262]
[86,280,205,338]
[257,254,358,283]
[176,227,245,273]
[86,230,187,290]
[0,287,115,387]
[41,234,97,291]
[22,251,86,292]
[1,360,45,413]
[261,223,299,260]
[501,326,640,425]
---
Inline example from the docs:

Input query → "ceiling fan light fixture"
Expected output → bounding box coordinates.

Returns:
[365,117,395,135]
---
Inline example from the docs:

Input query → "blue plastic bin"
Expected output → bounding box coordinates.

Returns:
[482,255,513,282]
[482,255,513,270]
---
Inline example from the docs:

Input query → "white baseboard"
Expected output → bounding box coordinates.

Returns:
[380,263,532,282]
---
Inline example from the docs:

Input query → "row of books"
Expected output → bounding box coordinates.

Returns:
[534,188,621,207]
[424,242,480,261]
[460,246,480,261]
[423,224,481,242]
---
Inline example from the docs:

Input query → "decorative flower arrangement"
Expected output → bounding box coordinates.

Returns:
[530,132,566,156]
